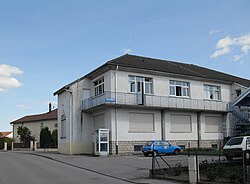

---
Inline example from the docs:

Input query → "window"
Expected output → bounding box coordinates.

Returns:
[205,116,222,133]
[94,77,104,96]
[236,89,241,97]
[226,138,243,146]
[55,123,58,128]
[61,115,66,139]
[170,80,190,97]
[40,123,44,129]
[211,144,218,150]
[134,145,143,152]
[204,85,220,100]
[129,75,153,94]
[170,114,192,132]
[129,113,154,132]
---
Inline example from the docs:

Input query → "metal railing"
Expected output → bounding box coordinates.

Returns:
[82,91,228,112]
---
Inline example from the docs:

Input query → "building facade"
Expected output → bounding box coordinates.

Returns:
[54,54,250,155]
[10,108,57,144]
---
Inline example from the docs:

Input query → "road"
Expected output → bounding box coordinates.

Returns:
[0,152,132,184]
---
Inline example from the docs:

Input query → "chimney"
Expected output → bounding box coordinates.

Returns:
[49,102,52,112]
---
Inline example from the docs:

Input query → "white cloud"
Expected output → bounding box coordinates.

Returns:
[233,55,244,61]
[241,45,250,54]
[0,64,23,77]
[211,33,250,61]
[0,64,23,92]
[209,29,222,35]
[16,104,31,110]
[122,48,132,54]
[0,77,22,91]
[211,47,230,58]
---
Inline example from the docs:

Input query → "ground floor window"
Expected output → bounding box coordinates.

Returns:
[170,114,192,133]
[205,116,222,133]
[129,113,154,132]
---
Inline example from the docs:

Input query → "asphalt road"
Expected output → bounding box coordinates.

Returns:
[0,152,132,184]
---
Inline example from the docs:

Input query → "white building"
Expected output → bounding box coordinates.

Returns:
[54,54,250,155]
[10,108,57,144]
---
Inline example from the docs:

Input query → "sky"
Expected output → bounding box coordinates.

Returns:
[0,0,250,131]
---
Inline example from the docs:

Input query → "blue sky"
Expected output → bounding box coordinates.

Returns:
[0,0,250,131]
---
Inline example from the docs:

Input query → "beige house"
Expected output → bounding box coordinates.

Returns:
[54,54,250,155]
[10,108,57,144]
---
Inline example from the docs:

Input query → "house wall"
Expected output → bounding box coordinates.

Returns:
[108,70,231,102]
[13,119,57,143]
[231,83,248,100]
[57,68,243,155]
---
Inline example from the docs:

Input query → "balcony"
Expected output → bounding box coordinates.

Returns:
[82,91,228,112]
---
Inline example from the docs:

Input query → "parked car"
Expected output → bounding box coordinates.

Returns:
[142,140,182,156]
[223,136,250,161]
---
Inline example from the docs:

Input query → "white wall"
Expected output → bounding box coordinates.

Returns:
[200,112,223,140]
[110,108,161,141]
[109,70,231,102]
[13,120,57,143]
[165,111,198,141]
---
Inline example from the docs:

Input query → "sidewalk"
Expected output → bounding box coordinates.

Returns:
[17,151,187,184]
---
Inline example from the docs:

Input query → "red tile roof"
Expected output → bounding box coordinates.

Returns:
[10,109,57,124]
[0,132,12,138]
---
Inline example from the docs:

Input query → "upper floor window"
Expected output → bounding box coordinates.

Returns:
[170,80,190,97]
[204,85,220,100]
[129,76,153,94]
[94,77,104,96]
[235,89,241,97]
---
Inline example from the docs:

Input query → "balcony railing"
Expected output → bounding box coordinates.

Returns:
[82,91,228,112]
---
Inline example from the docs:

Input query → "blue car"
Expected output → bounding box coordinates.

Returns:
[142,140,181,156]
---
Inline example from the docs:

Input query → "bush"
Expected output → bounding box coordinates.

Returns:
[51,129,58,148]
[40,127,52,148]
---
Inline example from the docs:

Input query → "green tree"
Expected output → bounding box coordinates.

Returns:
[17,126,34,147]
[40,127,52,148]
[51,129,58,148]
[0,132,2,138]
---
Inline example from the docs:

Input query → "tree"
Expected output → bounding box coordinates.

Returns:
[51,129,58,148]
[17,126,34,147]
[40,127,52,148]
[0,132,2,138]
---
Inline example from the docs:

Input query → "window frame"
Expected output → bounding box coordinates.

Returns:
[204,84,221,100]
[169,80,190,97]
[94,77,104,96]
[128,75,153,94]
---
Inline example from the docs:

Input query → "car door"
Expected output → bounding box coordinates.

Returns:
[162,141,172,154]
[154,141,163,154]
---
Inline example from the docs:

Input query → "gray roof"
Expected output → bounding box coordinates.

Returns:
[107,54,250,87]
[54,54,250,95]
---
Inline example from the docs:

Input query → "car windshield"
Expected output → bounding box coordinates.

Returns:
[145,141,153,146]
[226,138,243,146]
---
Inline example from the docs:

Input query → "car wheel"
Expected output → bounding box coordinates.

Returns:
[143,152,149,157]
[173,149,180,155]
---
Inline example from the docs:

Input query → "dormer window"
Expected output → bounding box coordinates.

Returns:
[94,77,104,96]
[170,80,190,97]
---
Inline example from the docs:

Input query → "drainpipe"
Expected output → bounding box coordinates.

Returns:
[197,111,201,149]
[115,65,119,154]
[65,88,73,155]
[161,109,167,140]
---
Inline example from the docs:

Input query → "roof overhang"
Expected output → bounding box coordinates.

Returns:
[232,87,250,106]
